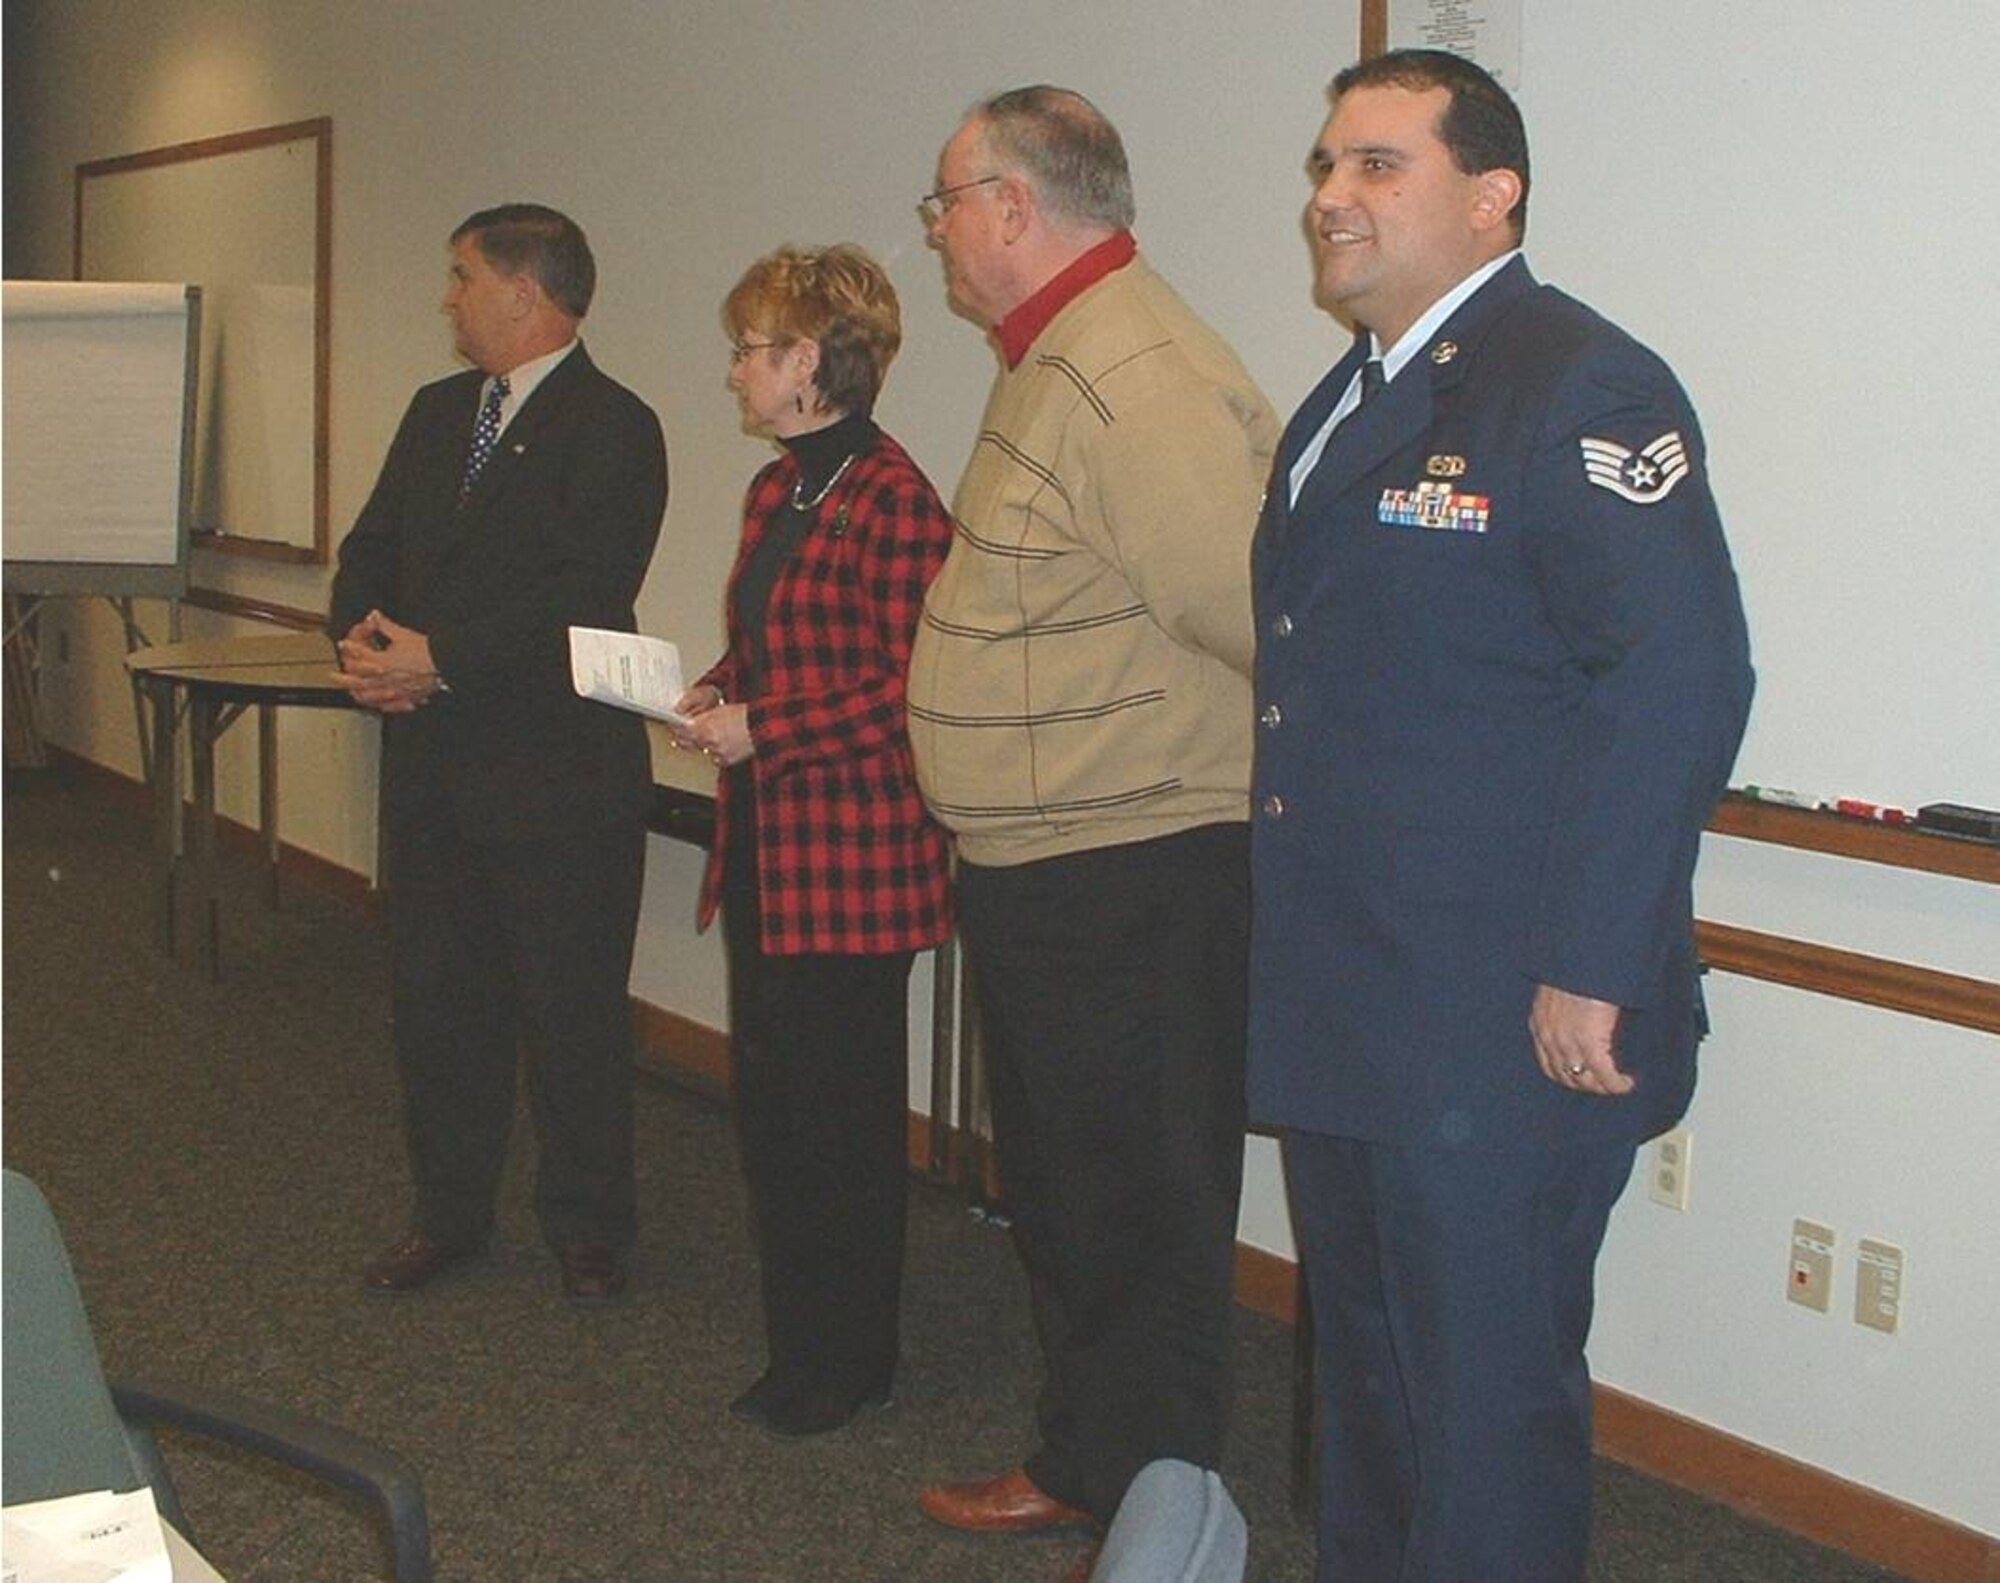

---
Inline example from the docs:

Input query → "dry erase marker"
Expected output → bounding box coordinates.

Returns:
[1740,785,1813,809]
[1830,798,1916,825]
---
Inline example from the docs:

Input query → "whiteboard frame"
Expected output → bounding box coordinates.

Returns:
[74,117,332,568]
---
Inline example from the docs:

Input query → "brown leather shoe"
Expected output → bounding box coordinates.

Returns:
[361,1234,477,1295]
[918,1467,1092,1533]
[558,1244,627,1306]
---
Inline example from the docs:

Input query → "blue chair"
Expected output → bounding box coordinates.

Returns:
[2,1169,433,1582]
[1089,1458,1248,1583]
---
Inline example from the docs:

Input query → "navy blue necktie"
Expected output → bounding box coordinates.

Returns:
[1357,357,1386,408]
[460,374,510,497]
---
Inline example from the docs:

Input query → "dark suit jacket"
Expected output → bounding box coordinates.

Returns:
[1248,259,1753,1150]
[328,344,668,844]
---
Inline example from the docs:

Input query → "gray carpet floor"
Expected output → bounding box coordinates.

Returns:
[2,766,1909,1581]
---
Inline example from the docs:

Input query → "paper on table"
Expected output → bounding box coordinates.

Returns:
[1,1487,173,1583]
[568,626,692,726]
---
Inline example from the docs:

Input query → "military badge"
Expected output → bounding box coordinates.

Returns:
[1379,481,1491,534]
[1425,454,1467,478]
[1580,431,1690,504]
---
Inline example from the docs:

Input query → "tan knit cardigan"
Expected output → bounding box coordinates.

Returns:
[908,257,1279,867]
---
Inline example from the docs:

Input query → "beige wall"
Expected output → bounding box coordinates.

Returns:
[8,0,1997,1534]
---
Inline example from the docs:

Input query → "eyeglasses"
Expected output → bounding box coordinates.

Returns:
[919,174,1002,226]
[729,340,780,365]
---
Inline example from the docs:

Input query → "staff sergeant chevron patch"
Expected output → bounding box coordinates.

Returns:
[1579,431,1691,505]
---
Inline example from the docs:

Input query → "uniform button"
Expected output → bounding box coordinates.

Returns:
[1261,794,1286,819]
[1259,703,1283,729]
[1271,613,1294,638]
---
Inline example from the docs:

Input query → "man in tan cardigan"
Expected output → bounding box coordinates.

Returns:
[907,85,1278,1580]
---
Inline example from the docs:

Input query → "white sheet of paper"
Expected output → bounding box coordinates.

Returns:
[1,1488,174,1583]
[568,626,691,726]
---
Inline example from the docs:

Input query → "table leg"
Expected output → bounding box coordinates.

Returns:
[146,677,181,953]
[188,696,222,981]
[259,701,281,908]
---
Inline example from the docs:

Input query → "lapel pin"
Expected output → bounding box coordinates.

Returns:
[1431,341,1458,364]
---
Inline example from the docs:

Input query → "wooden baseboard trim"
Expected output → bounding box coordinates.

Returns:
[1593,1386,1998,1583]
[239,825,374,912]
[1235,1239,1302,1326]
[630,999,731,1099]
[180,588,326,630]
[41,748,376,913]
[38,746,149,808]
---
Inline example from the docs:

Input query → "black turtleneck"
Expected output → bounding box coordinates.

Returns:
[785,410,876,500]
[729,410,879,697]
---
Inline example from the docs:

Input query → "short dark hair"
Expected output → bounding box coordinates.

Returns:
[722,244,903,417]
[973,85,1135,232]
[451,203,596,317]
[1332,49,1529,241]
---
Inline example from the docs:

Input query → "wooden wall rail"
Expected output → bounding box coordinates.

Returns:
[1696,921,2000,1036]
[1710,796,2000,884]
[182,589,324,630]
[1700,796,1998,1035]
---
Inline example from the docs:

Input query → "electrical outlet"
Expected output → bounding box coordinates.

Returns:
[1855,1239,1904,1334]
[1788,1219,1834,1313]
[1648,1127,1692,1211]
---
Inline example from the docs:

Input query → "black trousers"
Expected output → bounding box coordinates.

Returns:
[956,822,1250,1521]
[722,810,914,1394]
[386,805,645,1252]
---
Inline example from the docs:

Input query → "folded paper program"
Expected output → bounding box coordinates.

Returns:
[569,626,691,726]
[1,1486,171,1583]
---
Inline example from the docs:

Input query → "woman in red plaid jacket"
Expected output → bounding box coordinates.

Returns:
[672,245,954,1438]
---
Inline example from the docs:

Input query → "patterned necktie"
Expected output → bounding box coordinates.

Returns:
[460,374,511,496]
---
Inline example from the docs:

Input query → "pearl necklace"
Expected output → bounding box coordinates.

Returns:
[791,452,856,511]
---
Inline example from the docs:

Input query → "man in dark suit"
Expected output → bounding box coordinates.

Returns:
[1251,53,1752,1579]
[329,203,666,1305]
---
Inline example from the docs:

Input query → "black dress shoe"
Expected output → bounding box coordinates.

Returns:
[558,1244,627,1306]
[729,1367,803,1423]
[362,1234,478,1295]
[759,1378,894,1439]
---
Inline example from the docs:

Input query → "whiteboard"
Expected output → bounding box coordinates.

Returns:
[1506,5,2000,812]
[2,280,199,596]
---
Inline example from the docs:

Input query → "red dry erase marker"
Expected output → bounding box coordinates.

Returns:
[1832,798,1916,825]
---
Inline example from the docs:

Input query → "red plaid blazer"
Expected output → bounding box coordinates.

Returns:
[695,431,954,954]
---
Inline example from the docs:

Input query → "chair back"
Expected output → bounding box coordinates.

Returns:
[2,1171,147,1503]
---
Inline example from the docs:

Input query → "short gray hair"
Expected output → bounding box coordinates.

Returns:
[452,203,595,317]
[973,85,1135,232]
